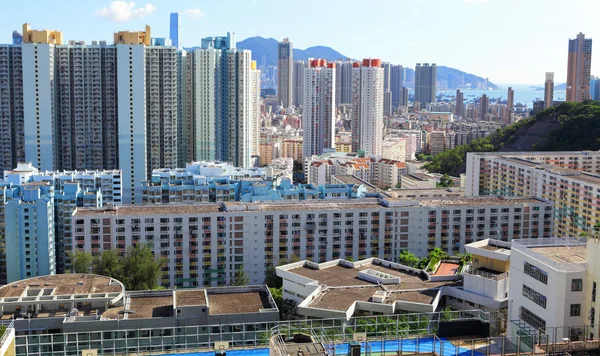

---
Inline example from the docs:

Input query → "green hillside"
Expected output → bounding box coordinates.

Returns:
[422,101,600,175]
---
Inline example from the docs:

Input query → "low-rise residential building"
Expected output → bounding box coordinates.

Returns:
[508,238,587,342]
[281,139,303,162]
[376,159,408,189]
[382,138,407,162]
[428,131,447,155]
[400,173,437,189]
[72,196,553,288]
[259,143,274,165]
[276,258,462,318]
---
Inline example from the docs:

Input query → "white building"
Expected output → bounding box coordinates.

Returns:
[351,59,384,156]
[251,61,261,157]
[302,59,336,158]
[400,173,437,189]
[382,138,407,162]
[508,238,587,342]
[72,196,553,288]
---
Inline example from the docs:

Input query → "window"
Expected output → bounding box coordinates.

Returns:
[593,282,597,303]
[524,262,548,284]
[570,304,581,317]
[520,307,546,331]
[571,279,583,292]
[522,285,547,308]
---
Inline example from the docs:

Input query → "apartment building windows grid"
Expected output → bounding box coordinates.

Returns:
[522,284,547,308]
[520,306,546,331]
[524,262,548,284]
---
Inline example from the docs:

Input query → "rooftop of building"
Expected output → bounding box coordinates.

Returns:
[207,289,272,315]
[331,175,388,196]
[410,196,545,207]
[283,258,457,312]
[529,245,587,264]
[0,274,124,299]
[175,290,207,307]
[404,173,435,181]
[512,238,587,270]
[74,204,222,216]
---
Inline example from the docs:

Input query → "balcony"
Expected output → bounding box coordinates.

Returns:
[463,266,509,301]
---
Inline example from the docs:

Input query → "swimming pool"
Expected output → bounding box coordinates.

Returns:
[158,337,484,356]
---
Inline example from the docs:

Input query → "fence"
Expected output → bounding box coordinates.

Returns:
[14,310,489,356]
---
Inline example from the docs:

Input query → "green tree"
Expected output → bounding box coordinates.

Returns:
[231,265,249,286]
[440,306,453,321]
[93,250,122,278]
[398,250,420,267]
[436,174,454,188]
[264,265,282,288]
[269,287,297,320]
[395,182,402,188]
[70,251,93,273]
[121,244,166,291]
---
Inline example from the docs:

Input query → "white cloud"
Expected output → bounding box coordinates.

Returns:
[183,8,204,20]
[97,1,156,22]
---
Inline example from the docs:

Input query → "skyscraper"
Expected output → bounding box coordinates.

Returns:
[277,37,293,108]
[479,94,489,121]
[292,60,305,107]
[414,63,437,104]
[351,59,384,156]
[455,90,464,118]
[400,87,409,107]
[382,62,391,92]
[251,61,261,157]
[192,33,254,168]
[591,76,600,101]
[544,72,554,109]
[169,13,179,49]
[390,65,404,106]
[566,32,592,102]
[302,59,336,158]
[335,60,354,104]
[506,87,514,123]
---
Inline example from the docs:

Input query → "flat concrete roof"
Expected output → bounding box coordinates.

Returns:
[309,286,440,311]
[128,296,174,319]
[415,196,543,207]
[207,291,271,315]
[530,245,587,264]
[0,274,123,299]
[289,263,450,290]
[175,290,207,307]
[74,204,222,216]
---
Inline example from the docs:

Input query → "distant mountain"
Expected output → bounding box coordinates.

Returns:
[236,36,495,89]
[555,83,567,90]
[236,37,349,66]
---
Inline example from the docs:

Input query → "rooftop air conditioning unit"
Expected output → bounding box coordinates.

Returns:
[371,290,386,303]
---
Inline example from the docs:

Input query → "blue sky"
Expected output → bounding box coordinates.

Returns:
[2,0,599,84]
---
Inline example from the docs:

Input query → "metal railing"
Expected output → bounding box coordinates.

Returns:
[465,268,509,281]
[0,320,14,349]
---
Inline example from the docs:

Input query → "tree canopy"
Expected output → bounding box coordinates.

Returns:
[231,265,249,286]
[422,102,600,175]
[398,250,420,268]
[68,244,165,291]
[436,174,454,188]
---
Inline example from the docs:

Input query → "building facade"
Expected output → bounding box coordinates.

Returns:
[72,196,553,288]
[414,63,436,104]
[544,72,554,109]
[466,151,600,237]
